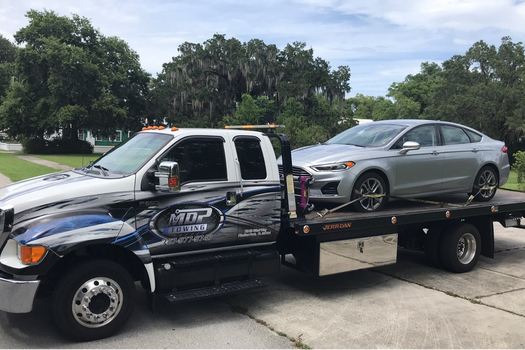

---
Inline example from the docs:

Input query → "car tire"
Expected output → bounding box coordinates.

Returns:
[52,259,136,341]
[439,224,481,273]
[351,172,388,212]
[472,166,498,202]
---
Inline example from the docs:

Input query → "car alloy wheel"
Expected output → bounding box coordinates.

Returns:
[353,173,388,212]
[477,169,497,200]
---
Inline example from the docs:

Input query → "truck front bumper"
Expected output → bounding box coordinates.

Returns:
[0,272,40,313]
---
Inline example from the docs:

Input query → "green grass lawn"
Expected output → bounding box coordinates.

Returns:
[0,152,58,182]
[34,154,102,168]
[501,169,524,191]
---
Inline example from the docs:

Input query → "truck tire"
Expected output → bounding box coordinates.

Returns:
[52,259,136,341]
[440,224,481,273]
[351,172,388,212]
[472,166,498,202]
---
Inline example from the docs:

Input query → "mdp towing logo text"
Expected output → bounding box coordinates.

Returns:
[151,205,223,238]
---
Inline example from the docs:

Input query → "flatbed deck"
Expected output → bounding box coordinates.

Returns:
[294,189,525,238]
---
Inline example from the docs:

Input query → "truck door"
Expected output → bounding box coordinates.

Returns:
[136,136,243,256]
[230,135,281,243]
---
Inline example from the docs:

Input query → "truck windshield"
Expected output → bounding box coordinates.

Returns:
[88,133,173,176]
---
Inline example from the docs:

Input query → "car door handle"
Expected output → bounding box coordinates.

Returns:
[432,150,439,155]
[472,148,478,153]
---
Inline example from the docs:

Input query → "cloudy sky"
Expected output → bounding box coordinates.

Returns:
[1,0,524,96]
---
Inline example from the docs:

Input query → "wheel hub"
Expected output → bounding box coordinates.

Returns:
[456,232,476,264]
[478,169,497,199]
[358,178,385,211]
[72,277,122,328]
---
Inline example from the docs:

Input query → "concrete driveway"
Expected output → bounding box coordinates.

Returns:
[0,223,524,348]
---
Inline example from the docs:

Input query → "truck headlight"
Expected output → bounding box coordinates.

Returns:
[312,161,355,172]
[17,244,47,265]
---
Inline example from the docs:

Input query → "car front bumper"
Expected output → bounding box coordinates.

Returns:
[0,272,40,313]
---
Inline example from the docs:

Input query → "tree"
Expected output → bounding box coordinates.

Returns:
[0,10,149,141]
[0,35,17,101]
[222,94,276,126]
[383,37,525,153]
[149,35,351,127]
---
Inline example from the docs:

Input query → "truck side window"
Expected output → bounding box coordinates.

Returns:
[234,138,267,180]
[161,138,227,183]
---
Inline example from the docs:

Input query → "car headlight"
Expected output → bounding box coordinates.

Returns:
[311,161,355,172]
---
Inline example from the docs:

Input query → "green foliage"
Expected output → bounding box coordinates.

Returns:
[346,94,396,121]
[381,37,525,152]
[22,137,93,154]
[513,151,525,183]
[0,10,149,141]
[277,98,329,148]
[0,35,17,101]
[149,34,351,127]
[222,94,276,126]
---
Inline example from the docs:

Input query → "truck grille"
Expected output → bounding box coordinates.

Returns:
[0,208,13,250]
[0,209,4,234]
[278,165,312,178]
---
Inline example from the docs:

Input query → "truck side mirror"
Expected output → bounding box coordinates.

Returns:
[155,161,181,192]
[399,141,420,155]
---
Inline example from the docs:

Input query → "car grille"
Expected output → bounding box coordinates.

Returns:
[278,165,312,178]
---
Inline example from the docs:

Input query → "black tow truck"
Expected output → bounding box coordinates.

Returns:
[0,125,523,340]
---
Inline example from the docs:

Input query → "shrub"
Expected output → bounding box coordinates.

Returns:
[22,138,93,154]
[514,150,525,183]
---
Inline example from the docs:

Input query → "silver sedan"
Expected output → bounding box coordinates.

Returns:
[284,120,510,212]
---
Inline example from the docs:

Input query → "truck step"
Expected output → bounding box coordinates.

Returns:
[160,279,264,304]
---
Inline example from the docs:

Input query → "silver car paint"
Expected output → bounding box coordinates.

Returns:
[287,120,510,203]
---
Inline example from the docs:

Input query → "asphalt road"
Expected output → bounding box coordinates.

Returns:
[0,223,525,348]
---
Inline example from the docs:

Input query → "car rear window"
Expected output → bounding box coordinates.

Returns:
[441,125,470,145]
[464,129,482,143]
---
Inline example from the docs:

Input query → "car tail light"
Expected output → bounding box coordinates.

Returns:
[501,145,508,153]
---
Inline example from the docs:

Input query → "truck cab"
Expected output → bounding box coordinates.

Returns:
[0,127,287,340]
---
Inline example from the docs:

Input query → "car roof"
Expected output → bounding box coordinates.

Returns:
[371,119,479,130]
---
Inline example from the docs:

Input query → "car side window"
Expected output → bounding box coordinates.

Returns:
[160,138,227,184]
[441,125,470,145]
[395,125,437,148]
[464,129,482,143]
[234,137,267,180]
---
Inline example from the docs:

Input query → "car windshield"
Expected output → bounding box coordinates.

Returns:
[326,123,407,147]
[86,133,173,176]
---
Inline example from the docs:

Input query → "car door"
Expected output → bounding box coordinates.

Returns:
[437,124,480,192]
[136,136,243,256]
[390,124,445,196]
[229,135,281,244]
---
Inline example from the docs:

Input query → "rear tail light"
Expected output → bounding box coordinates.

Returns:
[501,145,508,153]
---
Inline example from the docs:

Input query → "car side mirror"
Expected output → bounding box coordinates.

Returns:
[155,161,180,192]
[399,141,420,155]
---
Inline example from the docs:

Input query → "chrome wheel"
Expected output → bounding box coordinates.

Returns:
[477,169,497,199]
[72,277,123,328]
[357,177,385,211]
[457,232,477,265]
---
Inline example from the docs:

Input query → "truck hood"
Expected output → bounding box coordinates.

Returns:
[0,171,135,217]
